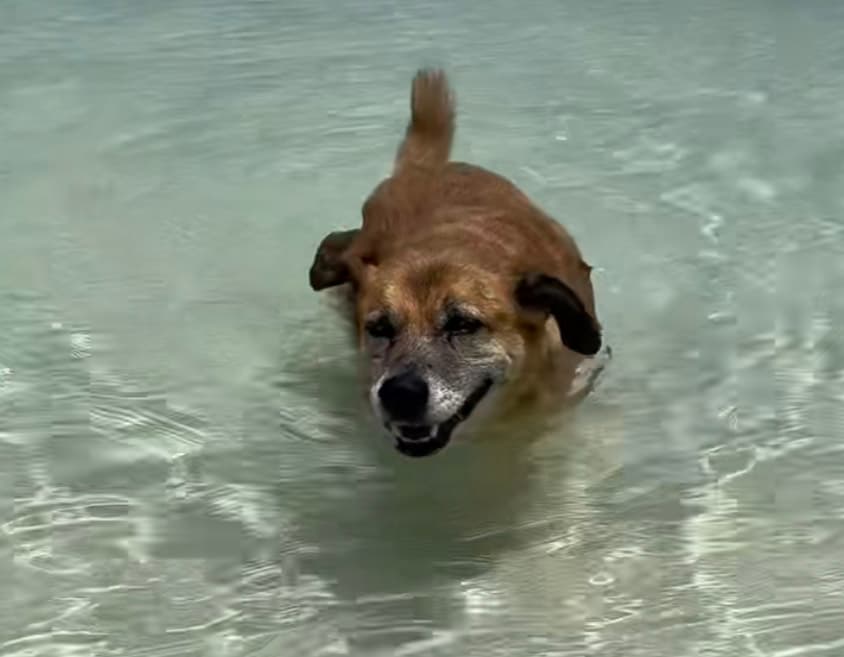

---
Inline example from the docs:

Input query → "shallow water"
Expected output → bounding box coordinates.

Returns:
[3,1,844,655]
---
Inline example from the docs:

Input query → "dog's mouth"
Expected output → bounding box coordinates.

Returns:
[389,378,494,458]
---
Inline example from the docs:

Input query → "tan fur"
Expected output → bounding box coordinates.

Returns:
[316,69,600,423]
[394,69,455,173]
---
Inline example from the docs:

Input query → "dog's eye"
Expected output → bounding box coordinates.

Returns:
[443,313,484,336]
[365,316,396,341]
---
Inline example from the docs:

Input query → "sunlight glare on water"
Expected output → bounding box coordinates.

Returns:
[2,0,844,655]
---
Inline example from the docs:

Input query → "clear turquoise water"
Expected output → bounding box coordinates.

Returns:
[2,1,844,655]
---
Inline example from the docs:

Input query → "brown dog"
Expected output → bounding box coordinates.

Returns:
[309,69,603,458]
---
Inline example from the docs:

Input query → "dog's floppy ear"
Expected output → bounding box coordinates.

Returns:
[515,273,602,356]
[309,229,361,291]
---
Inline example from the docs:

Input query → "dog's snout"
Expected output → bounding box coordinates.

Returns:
[378,370,429,421]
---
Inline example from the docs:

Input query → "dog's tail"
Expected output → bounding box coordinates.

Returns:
[394,69,455,173]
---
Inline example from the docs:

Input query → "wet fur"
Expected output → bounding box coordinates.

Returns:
[310,69,602,435]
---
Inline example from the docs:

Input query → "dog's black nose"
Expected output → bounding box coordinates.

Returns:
[378,370,429,421]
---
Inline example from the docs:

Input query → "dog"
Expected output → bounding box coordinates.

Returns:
[308,69,604,458]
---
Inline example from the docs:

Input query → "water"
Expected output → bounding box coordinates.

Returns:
[2,1,844,655]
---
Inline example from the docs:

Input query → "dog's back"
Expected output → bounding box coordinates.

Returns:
[360,70,597,322]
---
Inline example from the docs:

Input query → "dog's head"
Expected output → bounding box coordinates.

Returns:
[310,231,601,457]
